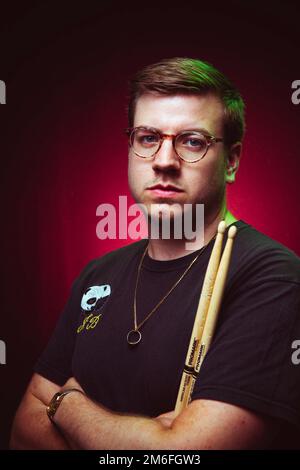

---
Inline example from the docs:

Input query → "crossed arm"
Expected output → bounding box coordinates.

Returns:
[10,373,279,450]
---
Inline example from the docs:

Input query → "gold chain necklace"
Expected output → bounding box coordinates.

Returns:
[127,240,213,346]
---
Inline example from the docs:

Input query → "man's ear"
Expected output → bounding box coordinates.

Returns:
[225,142,242,183]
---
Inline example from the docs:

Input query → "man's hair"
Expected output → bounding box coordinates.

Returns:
[127,57,245,147]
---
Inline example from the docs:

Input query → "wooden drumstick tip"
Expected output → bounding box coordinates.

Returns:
[217,220,227,234]
[228,225,237,238]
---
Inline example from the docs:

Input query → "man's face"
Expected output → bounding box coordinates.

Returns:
[128,92,231,224]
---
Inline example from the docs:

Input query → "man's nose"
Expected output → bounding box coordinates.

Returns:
[152,136,181,171]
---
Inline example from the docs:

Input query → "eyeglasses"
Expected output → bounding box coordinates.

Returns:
[125,126,224,163]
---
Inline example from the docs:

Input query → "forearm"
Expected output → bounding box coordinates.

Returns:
[10,394,70,450]
[54,393,176,450]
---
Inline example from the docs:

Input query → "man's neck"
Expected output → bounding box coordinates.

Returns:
[147,209,237,261]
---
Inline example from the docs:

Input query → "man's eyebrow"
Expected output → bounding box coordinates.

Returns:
[139,126,213,135]
[183,127,212,135]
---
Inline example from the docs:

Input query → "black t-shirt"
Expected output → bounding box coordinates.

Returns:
[34,220,300,448]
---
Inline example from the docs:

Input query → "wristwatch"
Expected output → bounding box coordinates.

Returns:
[46,388,84,421]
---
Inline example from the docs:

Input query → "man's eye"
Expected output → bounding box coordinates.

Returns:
[138,134,159,145]
[184,136,205,147]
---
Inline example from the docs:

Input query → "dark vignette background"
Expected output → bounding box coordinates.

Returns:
[0,0,299,449]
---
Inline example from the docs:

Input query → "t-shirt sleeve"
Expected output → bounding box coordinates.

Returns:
[191,271,300,429]
[33,243,142,387]
[33,267,89,386]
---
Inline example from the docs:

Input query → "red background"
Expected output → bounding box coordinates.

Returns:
[0,0,299,448]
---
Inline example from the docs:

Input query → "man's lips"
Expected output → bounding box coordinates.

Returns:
[146,184,184,197]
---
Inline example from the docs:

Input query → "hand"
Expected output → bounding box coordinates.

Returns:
[154,410,177,429]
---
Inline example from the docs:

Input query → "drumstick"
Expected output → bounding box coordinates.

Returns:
[188,224,237,399]
[175,223,237,416]
[174,220,227,415]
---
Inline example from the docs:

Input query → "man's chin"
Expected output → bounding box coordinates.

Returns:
[143,200,205,242]
[148,201,183,219]
[146,204,183,238]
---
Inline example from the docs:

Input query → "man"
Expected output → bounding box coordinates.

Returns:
[10,58,300,449]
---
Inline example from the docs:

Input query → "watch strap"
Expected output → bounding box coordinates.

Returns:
[46,388,84,421]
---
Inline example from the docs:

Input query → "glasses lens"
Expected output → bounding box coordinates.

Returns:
[131,128,160,158]
[176,132,208,162]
